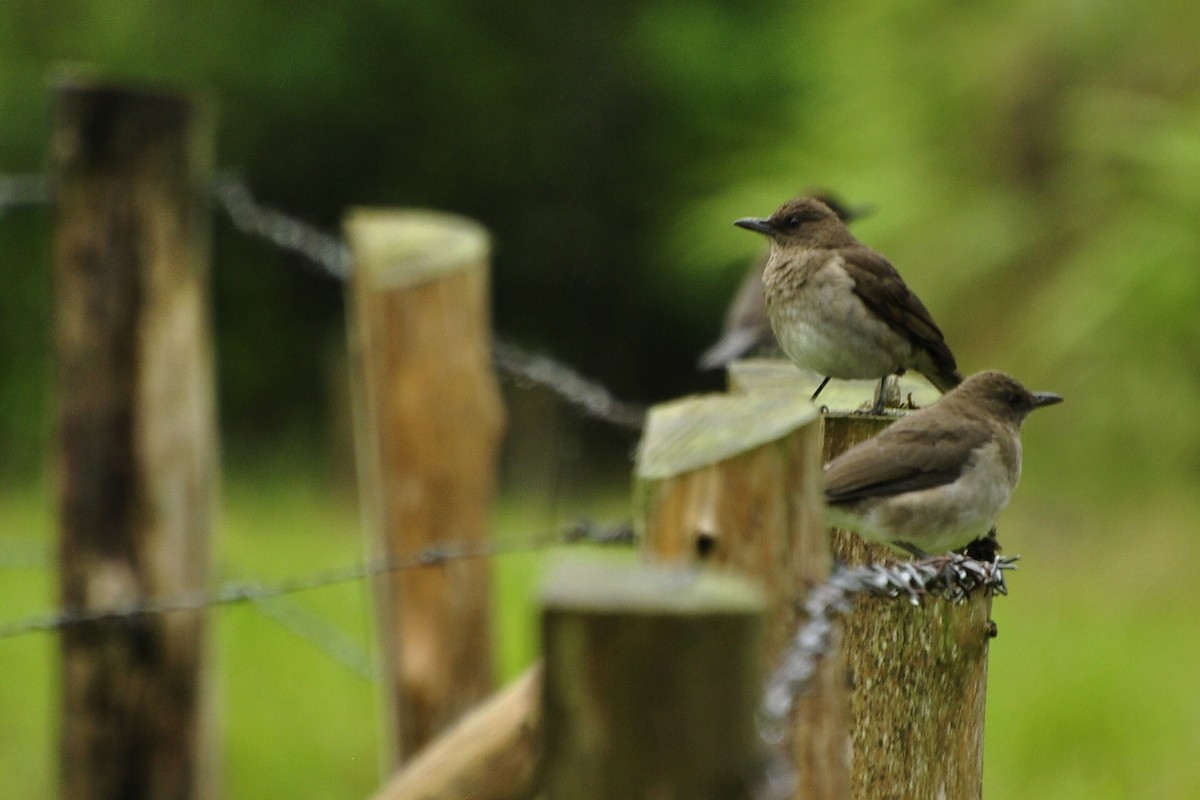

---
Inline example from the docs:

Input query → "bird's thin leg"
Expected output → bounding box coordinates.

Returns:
[810,375,832,403]
[870,374,903,414]
[870,378,888,415]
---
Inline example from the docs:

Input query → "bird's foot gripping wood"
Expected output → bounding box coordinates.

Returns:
[861,374,904,416]
[962,528,1001,562]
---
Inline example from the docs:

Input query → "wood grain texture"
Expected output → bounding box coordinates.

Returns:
[371,666,542,800]
[541,561,764,800]
[636,391,849,799]
[823,413,992,800]
[52,77,217,800]
[345,209,505,766]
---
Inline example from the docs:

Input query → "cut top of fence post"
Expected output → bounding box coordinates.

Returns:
[52,72,213,126]
[726,358,940,410]
[541,559,765,615]
[635,391,817,480]
[344,208,490,288]
[541,560,765,800]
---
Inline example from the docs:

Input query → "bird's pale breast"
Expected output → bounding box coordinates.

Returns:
[765,252,917,379]
[827,438,1019,552]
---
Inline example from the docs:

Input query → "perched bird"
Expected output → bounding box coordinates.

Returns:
[823,370,1062,555]
[734,196,962,411]
[699,193,869,370]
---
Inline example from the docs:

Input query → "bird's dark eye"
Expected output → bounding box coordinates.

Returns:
[1005,390,1025,409]
[783,214,801,228]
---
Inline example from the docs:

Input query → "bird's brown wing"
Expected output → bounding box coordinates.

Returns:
[839,248,961,390]
[824,420,989,504]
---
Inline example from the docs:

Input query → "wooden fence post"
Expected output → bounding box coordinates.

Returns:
[344,210,506,767]
[732,360,993,799]
[541,560,764,799]
[51,77,217,800]
[369,666,542,800]
[634,390,848,799]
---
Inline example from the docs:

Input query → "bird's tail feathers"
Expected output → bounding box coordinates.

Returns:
[912,346,964,393]
[922,363,964,394]
[697,328,761,370]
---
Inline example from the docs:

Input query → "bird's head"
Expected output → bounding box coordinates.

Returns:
[734,196,858,248]
[952,370,1063,426]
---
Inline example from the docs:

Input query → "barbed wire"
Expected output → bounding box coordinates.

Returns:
[5,169,1022,793]
[0,518,634,640]
[755,551,1018,800]
[210,175,353,280]
[493,339,647,431]
[0,530,382,677]
[204,173,649,430]
[1,170,648,432]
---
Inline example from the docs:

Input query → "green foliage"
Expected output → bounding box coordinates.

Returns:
[4,1,1199,501]
[3,482,1200,798]
[3,2,1200,794]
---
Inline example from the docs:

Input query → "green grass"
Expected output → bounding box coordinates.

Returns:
[0,470,624,798]
[2,475,1198,798]
[985,502,1200,799]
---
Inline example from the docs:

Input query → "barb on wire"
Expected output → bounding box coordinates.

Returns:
[210,175,353,280]
[493,338,647,431]
[2,170,649,433]
[0,172,50,219]
[755,551,1017,799]
[0,517,635,639]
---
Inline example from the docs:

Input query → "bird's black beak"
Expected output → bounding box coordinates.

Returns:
[1032,392,1063,408]
[734,217,774,235]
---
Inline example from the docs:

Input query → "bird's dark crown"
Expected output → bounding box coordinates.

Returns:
[949,370,1063,425]
[773,197,834,227]
[735,196,859,248]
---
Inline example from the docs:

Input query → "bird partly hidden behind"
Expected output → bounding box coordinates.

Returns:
[698,192,870,371]
[734,196,962,412]
[823,370,1062,555]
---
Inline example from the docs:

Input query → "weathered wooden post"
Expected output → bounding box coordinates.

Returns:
[370,666,542,800]
[344,210,506,767]
[634,390,848,798]
[51,77,218,800]
[732,361,993,799]
[541,560,764,799]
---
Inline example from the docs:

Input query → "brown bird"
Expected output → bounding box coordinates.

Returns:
[823,370,1062,555]
[699,193,869,370]
[734,196,961,412]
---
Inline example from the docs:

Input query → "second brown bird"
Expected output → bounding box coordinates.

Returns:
[735,195,962,411]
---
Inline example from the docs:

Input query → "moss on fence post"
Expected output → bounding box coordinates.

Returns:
[634,385,849,799]
[731,360,994,799]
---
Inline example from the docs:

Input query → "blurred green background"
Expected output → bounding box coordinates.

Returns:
[3,1,1200,797]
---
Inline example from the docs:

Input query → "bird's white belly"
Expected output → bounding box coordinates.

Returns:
[769,261,915,379]
[828,441,1018,553]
